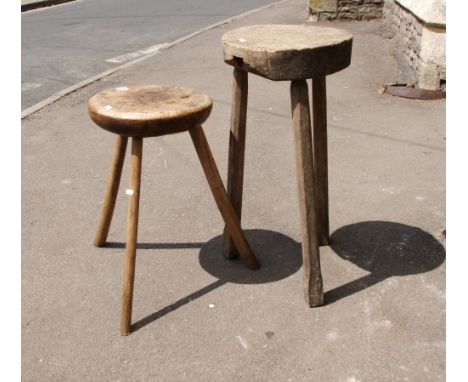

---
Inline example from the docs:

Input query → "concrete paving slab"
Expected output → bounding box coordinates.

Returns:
[22,0,445,380]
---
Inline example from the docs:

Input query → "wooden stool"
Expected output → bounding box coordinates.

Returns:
[88,85,260,335]
[222,25,353,307]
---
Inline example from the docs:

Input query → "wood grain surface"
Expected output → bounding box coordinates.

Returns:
[121,137,143,335]
[189,126,260,270]
[290,80,324,307]
[223,68,249,260]
[223,25,352,80]
[312,76,330,246]
[94,135,128,247]
[88,85,213,137]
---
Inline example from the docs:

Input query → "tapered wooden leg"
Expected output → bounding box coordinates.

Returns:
[223,68,248,260]
[120,137,143,335]
[189,126,260,270]
[94,135,128,247]
[290,80,324,307]
[312,76,330,246]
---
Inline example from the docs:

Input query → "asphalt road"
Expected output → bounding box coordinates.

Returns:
[21,0,280,110]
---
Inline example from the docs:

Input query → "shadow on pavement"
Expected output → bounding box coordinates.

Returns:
[325,221,446,304]
[112,222,445,332]
[199,229,302,284]
[104,242,205,250]
[131,229,302,332]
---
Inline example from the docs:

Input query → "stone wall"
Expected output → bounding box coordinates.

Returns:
[383,0,423,77]
[308,0,446,90]
[308,0,384,21]
[383,0,446,89]
[338,0,383,20]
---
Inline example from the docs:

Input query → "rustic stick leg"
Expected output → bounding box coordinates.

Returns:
[189,126,260,270]
[290,80,324,307]
[312,76,330,246]
[223,68,248,260]
[120,137,143,335]
[94,135,128,247]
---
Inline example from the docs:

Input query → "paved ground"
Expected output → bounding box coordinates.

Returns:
[22,0,446,380]
[21,0,279,110]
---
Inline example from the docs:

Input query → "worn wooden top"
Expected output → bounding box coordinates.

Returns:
[222,25,353,80]
[88,85,213,137]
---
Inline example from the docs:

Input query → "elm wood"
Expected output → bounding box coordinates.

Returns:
[189,125,260,270]
[312,76,330,246]
[223,25,353,81]
[223,68,248,260]
[290,80,324,307]
[88,85,213,138]
[94,135,128,247]
[121,137,143,336]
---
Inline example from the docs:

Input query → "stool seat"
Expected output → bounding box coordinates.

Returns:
[88,85,213,137]
[222,25,353,81]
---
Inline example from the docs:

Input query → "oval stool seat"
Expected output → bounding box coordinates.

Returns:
[88,85,213,137]
[222,25,353,81]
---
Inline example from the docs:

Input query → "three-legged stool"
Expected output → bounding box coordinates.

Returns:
[221,25,353,307]
[88,85,260,335]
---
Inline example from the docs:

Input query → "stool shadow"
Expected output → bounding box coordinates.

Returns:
[198,229,302,284]
[326,221,446,304]
[111,222,444,331]
[130,229,302,332]
[104,242,205,250]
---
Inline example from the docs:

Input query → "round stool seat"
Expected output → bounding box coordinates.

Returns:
[222,25,353,81]
[88,85,213,137]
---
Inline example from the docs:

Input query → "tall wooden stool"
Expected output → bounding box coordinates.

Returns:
[88,85,260,335]
[222,25,353,307]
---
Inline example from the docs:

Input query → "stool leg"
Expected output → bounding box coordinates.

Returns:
[94,135,128,247]
[290,80,324,307]
[189,126,260,270]
[312,76,330,246]
[223,68,248,260]
[121,137,143,335]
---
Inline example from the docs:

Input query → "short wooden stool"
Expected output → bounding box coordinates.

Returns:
[222,25,353,307]
[88,85,260,335]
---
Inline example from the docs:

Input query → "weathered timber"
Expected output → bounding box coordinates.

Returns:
[94,135,128,247]
[88,85,213,137]
[120,137,143,335]
[312,76,330,246]
[223,25,352,81]
[290,80,324,307]
[223,68,249,260]
[190,125,260,270]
